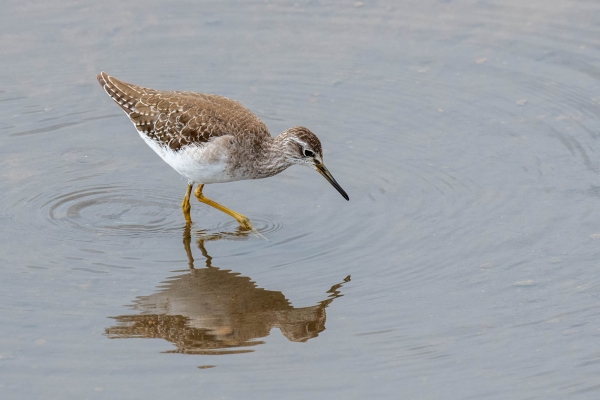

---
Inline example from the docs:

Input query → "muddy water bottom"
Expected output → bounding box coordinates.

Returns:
[3,0,600,399]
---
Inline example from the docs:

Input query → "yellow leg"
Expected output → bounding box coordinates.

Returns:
[181,183,193,225]
[194,184,253,230]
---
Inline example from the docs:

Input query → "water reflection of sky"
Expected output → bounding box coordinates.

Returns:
[2,0,600,398]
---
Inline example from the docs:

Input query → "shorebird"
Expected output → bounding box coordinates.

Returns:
[97,72,348,230]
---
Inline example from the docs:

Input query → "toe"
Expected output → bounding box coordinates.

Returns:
[238,217,253,230]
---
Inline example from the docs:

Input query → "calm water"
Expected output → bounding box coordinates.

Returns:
[2,0,600,398]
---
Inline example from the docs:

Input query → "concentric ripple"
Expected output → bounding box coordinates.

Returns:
[42,184,183,238]
[211,214,285,236]
[4,181,287,242]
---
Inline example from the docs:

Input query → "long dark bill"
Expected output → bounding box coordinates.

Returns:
[316,164,349,201]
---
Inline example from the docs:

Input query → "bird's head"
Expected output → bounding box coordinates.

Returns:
[279,126,349,201]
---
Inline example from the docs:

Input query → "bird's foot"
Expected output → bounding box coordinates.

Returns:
[235,216,267,240]
[236,216,253,231]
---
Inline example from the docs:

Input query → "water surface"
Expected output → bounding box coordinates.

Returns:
[2,0,600,398]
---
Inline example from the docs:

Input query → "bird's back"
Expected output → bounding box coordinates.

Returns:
[97,72,271,151]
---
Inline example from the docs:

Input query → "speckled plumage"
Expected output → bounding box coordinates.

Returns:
[98,72,309,183]
[97,72,270,151]
[97,72,348,228]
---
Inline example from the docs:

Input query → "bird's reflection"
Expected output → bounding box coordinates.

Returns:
[105,225,350,355]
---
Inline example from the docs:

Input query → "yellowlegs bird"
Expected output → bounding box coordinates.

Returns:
[97,72,348,230]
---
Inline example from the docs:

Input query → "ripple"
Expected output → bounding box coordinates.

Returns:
[7,182,285,242]
[211,214,284,236]
[41,184,183,239]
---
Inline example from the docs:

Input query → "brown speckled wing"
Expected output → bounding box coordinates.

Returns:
[97,72,270,151]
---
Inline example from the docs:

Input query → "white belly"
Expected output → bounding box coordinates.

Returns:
[140,134,237,184]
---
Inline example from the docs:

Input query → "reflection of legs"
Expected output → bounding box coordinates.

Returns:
[194,184,253,230]
[181,183,193,225]
[182,222,194,269]
[182,224,214,270]
[196,239,213,269]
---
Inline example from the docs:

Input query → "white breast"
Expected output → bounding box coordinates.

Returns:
[139,134,238,184]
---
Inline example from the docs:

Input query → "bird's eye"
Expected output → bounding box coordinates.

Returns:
[303,149,315,157]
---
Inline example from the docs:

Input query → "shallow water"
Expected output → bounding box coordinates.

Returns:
[2,0,600,398]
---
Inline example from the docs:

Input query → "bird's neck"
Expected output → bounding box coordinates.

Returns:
[251,133,294,178]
